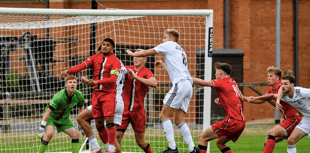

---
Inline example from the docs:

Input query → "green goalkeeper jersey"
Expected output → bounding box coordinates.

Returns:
[45,89,85,123]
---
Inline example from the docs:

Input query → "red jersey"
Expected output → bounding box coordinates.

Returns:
[212,77,246,121]
[67,53,121,92]
[266,81,300,119]
[122,65,154,112]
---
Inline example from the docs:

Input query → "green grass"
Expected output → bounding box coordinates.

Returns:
[1,125,310,153]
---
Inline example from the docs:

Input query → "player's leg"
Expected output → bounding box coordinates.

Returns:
[287,128,307,153]
[64,127,80,153]
[215,138,232,153]
[39,125,54,153]
[77,105,102,152]
[104,116,116,153]
[131,111,152,153]
[263,125,286,153]
[116,111,130,153]
[160,105,177,152]
[114,100,124,153]
[198,127,219,153]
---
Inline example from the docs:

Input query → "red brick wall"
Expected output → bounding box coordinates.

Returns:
[1,0,310,122]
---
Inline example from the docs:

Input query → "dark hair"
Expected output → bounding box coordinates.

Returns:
[103,38,115,48]
[282,75,295,84]
[214,62,232,75]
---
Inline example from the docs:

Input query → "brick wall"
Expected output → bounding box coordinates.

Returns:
[1,0,309,122]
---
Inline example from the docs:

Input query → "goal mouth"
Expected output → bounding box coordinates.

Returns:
[0,7,213,153]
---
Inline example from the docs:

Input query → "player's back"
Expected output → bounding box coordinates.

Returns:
[116,61,127,104]
[154,41,192,84]
[213,77,245,121]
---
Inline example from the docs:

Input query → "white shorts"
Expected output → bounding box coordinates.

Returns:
[296,116,310,138]
[86,98,124,126]
[163,79,193,113]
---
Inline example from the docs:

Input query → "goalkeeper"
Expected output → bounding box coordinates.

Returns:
[36,75,85,153]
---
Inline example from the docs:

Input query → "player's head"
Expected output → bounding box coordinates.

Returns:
[65,75,78,92]
[98,38,115,55]
[133,49,147,67]
[267,66,282,86]
[163,29,179,42]
[214,62,232,79]
[281,75,295,93]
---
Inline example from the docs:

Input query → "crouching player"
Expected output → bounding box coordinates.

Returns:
[36,75,85,153]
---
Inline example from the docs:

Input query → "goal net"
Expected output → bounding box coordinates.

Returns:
[0,8,213,153]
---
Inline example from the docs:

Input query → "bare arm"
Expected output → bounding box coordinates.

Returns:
[155,60,167,72]
[42,108,53,122]
[192,77,213,87]
[125,49,157,57]
[276,86,284,110]
[128,69,157,88]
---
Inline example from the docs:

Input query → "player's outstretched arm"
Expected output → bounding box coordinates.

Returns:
[275,87,284,111]
[125,48,157,57]
[192,77,213,87]
[127,68,157,88]
[245,94,276,104]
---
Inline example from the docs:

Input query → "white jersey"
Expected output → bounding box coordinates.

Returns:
[116,62,127,103]
[154,41,192,84]
[281,87,310,118]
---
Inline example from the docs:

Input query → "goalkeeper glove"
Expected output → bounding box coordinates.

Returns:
[36,121,46,139]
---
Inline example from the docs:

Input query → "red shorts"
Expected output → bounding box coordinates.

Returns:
[212,118,245,142]
[91,90,116,118]
[279,115,302,138]
[118,110,146,133]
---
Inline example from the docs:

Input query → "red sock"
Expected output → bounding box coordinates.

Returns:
[198,145,207,153]
[107,126,116,145]
[142,143,152,153]
[263,135,275,153]
[224,150,233,153]
[200,150,206,153]
[221,147,233,153]
[98,126,108,144]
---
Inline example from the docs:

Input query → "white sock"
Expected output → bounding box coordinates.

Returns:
[105,143,109,151]
[162,118,176,150]
[287,145,296,153]
[89,135,100,149]
[109,144,115,152]
[178,122,195,152]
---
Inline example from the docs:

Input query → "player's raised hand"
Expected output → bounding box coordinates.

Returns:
[214,98,221,105]
[125,49,134,56]
[59,70,68,80]
[127,69,137,79]
[155,60,166,69]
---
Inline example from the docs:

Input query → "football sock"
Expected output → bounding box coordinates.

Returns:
[71,139,80,153]
[221,147,233,153]
[263,135,275,153]
[142,143,153,153]
[38,139,49,153]
[89,135,100,149]
[287,145,296,153]
[198,144,207,153]
[107,124,116,152]
[162,118,176,150]
[97,126,108,148]
[177,122,195,152]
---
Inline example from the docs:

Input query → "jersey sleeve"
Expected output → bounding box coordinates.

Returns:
[212,79,222,89]
[154,42,169,54]
[49,96,60,111]
[145,70,154,79]
[110,60,121,76]
[299,88,310,98]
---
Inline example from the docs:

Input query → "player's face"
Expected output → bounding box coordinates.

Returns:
[99,41,114,54]
[267,72,279,86]
[133,56,146,67]
[65,79,77,92]
[215,69,222,79]
[162,33,173,43]
[281,80,292,93]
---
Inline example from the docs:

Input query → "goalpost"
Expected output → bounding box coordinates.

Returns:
[0,7,213,153]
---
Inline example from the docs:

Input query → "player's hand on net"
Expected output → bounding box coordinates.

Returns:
[36,126,45,139]
[59,70,68,80]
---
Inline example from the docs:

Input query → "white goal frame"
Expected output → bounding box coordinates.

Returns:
[0,7,213,153]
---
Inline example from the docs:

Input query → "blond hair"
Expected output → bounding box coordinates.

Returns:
[267,66,282,79]
[165,29,179,42]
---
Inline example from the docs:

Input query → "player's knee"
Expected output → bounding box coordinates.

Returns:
[287,137,297,145]
[45,131,53,139]
[73,130,80,139]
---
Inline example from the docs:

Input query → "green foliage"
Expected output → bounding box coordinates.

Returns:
[5,69,22,92]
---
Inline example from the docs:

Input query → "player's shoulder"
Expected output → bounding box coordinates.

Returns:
[74,90,85,100]
[142,66,153,74]
[52,89,66,101]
